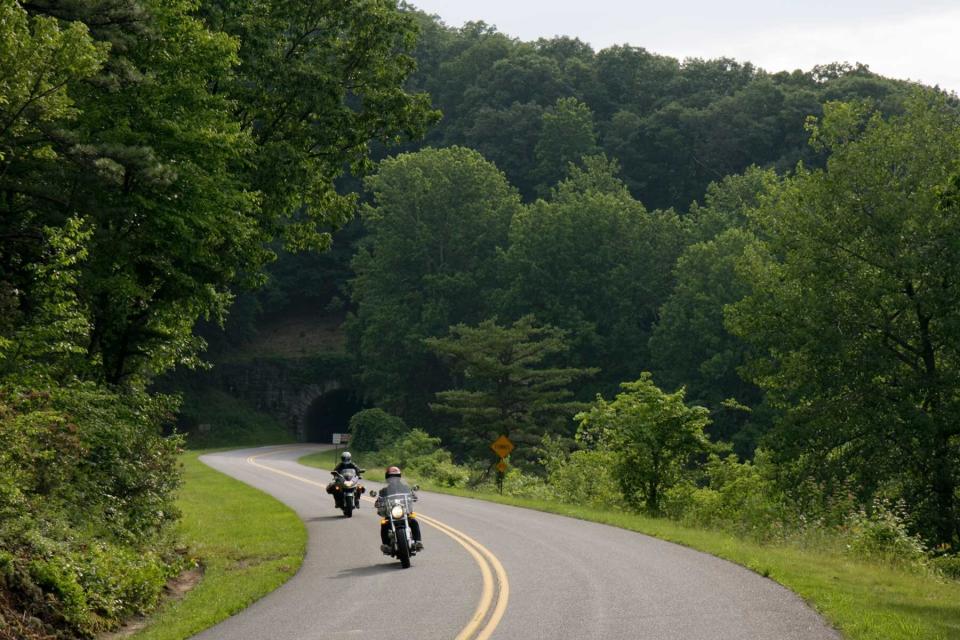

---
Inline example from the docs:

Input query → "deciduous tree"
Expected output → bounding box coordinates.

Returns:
[576,372,712,513]
[728,94,960,544]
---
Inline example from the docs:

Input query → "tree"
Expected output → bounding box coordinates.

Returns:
[648,168,781,453]
[649,228,766,453]
[463,101,544,198]
[349,147,521,424]
[576,372,712,513]
[425,315,596,462]
[348,408,408,452]
[2,0,436,384]
[502,156,688,394]
[199,0,438,251]
[728,93,960,544]
[0,1,106,364]
[532,96,598,193]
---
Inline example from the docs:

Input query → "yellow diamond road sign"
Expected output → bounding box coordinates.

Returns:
[490,435,514,458]
[496,460,508,473]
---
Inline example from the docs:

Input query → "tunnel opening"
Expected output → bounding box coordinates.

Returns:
[304,388,364,443]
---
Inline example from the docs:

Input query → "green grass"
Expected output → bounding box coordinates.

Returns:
[131,451,307,640]
[298,451,960,640]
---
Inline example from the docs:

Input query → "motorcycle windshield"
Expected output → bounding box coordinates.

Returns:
[384,492,415,513]
[341,469,357,480]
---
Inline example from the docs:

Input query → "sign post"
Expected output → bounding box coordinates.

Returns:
[332,433,351,462]
[490,435,514,495]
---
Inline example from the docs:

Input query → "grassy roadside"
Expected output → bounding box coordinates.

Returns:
[299,450,960,640]
[129,451,306,640]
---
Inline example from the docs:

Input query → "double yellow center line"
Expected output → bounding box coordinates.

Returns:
[244,449,509,640]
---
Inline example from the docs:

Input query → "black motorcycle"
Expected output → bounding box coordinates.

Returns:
[370,487,419,568]
[329,468,364,517]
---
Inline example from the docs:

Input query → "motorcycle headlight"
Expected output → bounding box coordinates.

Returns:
[344,480,356,488]
[391,504,404,519]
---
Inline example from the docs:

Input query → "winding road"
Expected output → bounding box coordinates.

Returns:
[194,445,840,640]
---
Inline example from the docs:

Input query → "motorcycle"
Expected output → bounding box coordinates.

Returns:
[369,487,419,568]
[329,468,365,517]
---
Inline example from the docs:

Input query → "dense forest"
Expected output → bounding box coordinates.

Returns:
[0,1,433,636]
[229,7,960,547]
[2,0,960,637]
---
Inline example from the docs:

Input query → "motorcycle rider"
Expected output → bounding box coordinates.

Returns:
[328,451,362,509]
[375,466,423,553]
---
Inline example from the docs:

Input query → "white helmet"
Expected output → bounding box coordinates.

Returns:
[341,451,352,463]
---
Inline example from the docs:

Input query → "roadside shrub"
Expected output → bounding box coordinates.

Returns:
[931,555,960,581]
[841,498,928,565]
[547,449,621,510]
[0,384,182,637]
[502,469,557,501]
[662,452,788,541]
[425,460,470,487]
[29,557,88,630]
[349,408,408,452]
[374,429,470,488]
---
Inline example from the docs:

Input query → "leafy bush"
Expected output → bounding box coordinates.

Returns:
[501,469,557,501]
[546,449,621,510]
[372,429,469,488]
[348,408,408,452]
[841,499,928,565]
[931,555,960,581]
[0,384,183,637]
[663,453,788,541]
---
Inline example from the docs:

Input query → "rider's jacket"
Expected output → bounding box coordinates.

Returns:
[334,461,361,475]
[376,477,416,515]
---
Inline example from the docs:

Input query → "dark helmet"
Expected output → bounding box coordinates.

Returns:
[341,451,352,463]
[385,466,401,478]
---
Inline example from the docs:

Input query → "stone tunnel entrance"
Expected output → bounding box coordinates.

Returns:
[303,389,364,443]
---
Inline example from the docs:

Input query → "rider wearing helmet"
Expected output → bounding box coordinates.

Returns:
[375,466,423,552]
[328,451,363,509]
[334,451,361,475]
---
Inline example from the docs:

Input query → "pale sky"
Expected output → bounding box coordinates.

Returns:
[409,0,960,95]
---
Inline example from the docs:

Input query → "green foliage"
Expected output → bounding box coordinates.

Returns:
[0,384,182,636]
[0,218,91,384]
[348,408,408,452]
[198,0,438,251]
[543,446,621,510]
[177,388,294,450]
[426,315,595,462]
[649,227,767,452]
[576,373,712,513]
[3,0,435,385]
[533,97,598,193]
[932,555,960,581]
[728,92,960,545]
[349,146,521,423]
[406,15,915,209]
[0,1,107,161]
[842,499,928,565]
[377,429,469,488]
[502,156,688,393]
[662,452,787,540]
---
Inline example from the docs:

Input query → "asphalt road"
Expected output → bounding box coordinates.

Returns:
[193,445,840,640]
